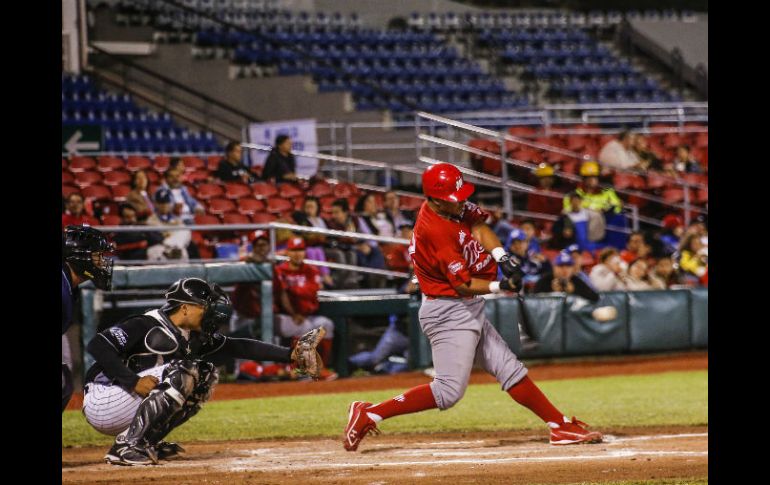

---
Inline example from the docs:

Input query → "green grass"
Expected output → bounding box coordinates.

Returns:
[63,370,707,448]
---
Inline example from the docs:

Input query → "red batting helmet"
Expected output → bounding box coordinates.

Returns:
[422,163,475,202]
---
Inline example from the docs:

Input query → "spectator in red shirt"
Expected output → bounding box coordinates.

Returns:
[526,163,564,215]
[620,231,652,264]
[274,237,337,380]
[61,193,99,230]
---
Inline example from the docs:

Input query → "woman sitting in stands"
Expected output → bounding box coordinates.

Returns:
[126,170,155,222]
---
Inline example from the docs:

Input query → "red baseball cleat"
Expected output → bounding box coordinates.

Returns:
[549,416,603,445]
[343,401,380,451]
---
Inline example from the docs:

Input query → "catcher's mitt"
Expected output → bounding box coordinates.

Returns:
[290,327,326,379]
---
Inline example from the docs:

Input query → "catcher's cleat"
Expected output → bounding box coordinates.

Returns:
[343,401,380,451]
[154,441,185,460]
[549,416,603,445]
[104,442,159,466]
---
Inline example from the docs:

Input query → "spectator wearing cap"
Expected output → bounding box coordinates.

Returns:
[527,163,564,215]
[657,214,685,256]
[533,251,600,302]
[598,129,642,172]
[61,192,100,230]
[565,243,587,276]
[274,237,337,379]
[125,170,155,222]
[262,134,299,183]
[624,258,657,291]
[565,161,623,215]
[589,247,628,291]
[216,141,257,184]
[505,228,551,285]
[145,188,191,261]
[620,231,652,264]
[156,168,205,225]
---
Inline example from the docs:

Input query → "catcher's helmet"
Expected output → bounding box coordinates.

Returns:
[422,163,475,202]
[162,278,232,336]
[63,225,114,290]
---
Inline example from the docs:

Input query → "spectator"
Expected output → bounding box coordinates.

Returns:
[527,163,564,215]
[677,231,708,283]
[302,196,328,230]
[274,237,337,380]
[624,258,656,290]
[145,188,191,261]
[532,252,600,302]
[632,135,664,172]
[556,191,604,251]
[216,141,257,183]
[61,193,99,230]
[657,214,685,256]
[670,145,704,174]
[354,238,387,288]
[125,170,155,222]
[291,197,334,287]
[518,219,543,255]
[598,129,642,171]
[168,157,185,174]
[111,204,163,261]
[355,193,392,237]
[620,231,652,264]
[156,168,205,224]
[383,190,413,236]
[230,230,271,334]
[565,161,623,215]
[648,256,680,289]
[506,228,550,285]
[324,198,360,289]
[565,243,587,277]
[262,134,298,182]
[589,247,628,291]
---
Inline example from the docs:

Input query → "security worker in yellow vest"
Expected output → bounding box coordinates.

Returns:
[563,161,623,214]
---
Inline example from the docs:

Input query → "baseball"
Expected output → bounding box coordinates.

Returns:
[592,306,618,322]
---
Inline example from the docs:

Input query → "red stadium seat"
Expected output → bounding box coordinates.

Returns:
[696,188,708,204]
[308,180,333,197]
[237,198,266,215]
[399,195,424,212]
[662,188,696,204]
[222,213,251,225]
[251,182,278,199]
[196,183,225,200]
[207,198,236,215]
[566,135,590,151]
[293,196,306,211]
[145,170,160,184]
[181,156,206,171]
[663,133,684,149]
[266,198,293,213]
[97,156,125,172]
[694,132,708,149]
[626,194,649,210]
[154,156,171,172]
[126,156,152,172]
[613,173,646,190]
[81,184,112,201]
[194,214,221,225]
[62,185,79,199]
[186,185,197,199]
[74,170,103,188]
[69,156,96,172]
[62,158,68,170]
[207,156,223,171]
[185,170,210,183]
[101,214,121,226]
[225,183,253,199]
[111,185,131,201]
[62,170,74,185]
[103,170,132,186]
[278,183,303,199]
[251,212,277,223]
[508,125,539,137]
[681,173,708,187]
[333,182,359,198]
[646,172,674,190]
[580,250,595,267]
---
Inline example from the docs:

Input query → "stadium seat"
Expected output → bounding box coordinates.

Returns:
[110,185,131,200]
[81,184,112,201]
[333,182,359,198]
[62,158,68,170]
[225,182,253,199]
[101,214,122,226]
[62,185,80,199]
[181,156,206,171]
[646,172,674,190]
[251,182,279,199]
[251,212,277,223]
[196,183,225,200]
[69,156,96,172]
[399,195,424,212]
[696,188,708,204]
[278,183,304,199]
[154,156,171,172]
[126,156,152,172]
[62,170,74,185]
[74,170,103,188]
[681,173,708,187]
[613,173,646,190]
[186,170,211,183]
[103,170,132,186]
[97,156,125,172]
[236,198,266,215]
[207,156,223,171]
[207,198,237,215]
[308,180,333,197]
[266,197,293,213]
[194,213,221,225]
[222,213,251,225]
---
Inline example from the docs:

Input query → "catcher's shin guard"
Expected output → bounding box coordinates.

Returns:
[122,360,198,449]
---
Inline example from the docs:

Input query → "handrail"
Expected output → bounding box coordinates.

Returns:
[87,43,259,123]
[272,255,410,278]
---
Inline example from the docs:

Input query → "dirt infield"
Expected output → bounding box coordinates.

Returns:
[62,425,708,484]
[65,351,707,410]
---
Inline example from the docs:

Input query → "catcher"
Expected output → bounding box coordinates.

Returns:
[82,277,325,466]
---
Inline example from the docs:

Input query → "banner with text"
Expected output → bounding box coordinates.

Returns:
[247,118,318,177]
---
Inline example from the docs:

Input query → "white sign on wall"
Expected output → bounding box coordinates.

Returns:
[247,118,318,178]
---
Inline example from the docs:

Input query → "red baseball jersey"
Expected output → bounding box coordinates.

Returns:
[410,201,498,297]
[273,261,322,315]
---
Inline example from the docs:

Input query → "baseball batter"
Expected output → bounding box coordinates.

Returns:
[343,163,602,451]
[82,277,325,466]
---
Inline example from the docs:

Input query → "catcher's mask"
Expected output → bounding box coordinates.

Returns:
[162,278,233,337]
[63,225,114,290]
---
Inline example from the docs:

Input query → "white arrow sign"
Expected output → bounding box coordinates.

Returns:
[65,130,100,153]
